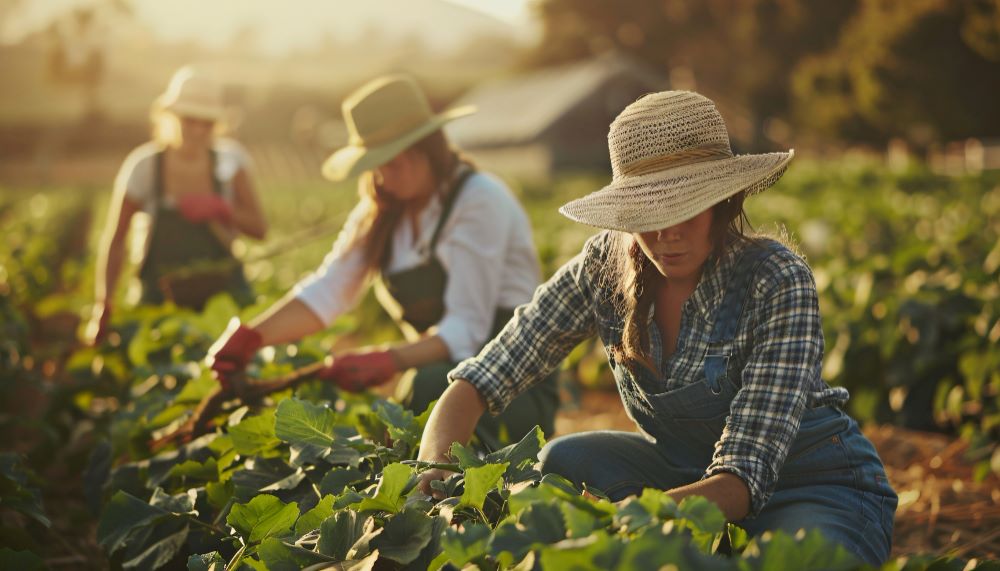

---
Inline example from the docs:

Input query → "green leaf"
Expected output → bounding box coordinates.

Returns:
[96,491,171,555]
[355,463,413,514]
[449,441,484,470]
[676,495,727,536]
[256,538,331,571]
[294,495,336,536]
[746,528,860,571]
[319,467,367,497]
[274,398,339,448]
[229,410,280,456]
[459,462,508,510]
[187,551,224,571]
[485,425,545,481]
[537,532,622,570]
[375,401,424,448]
[149,487,197,514]
[122,525,189,570]
[167,458,219,482]
[440,522,493,566]
[370,507,434,564]
[317,510,368,560]
[226,494,299,543]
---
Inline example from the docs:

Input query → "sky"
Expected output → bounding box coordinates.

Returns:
[0,0,537,53]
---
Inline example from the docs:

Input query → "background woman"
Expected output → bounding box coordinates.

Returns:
[207,74,559,450]
[87,67,267,342]
[416,91,898,565]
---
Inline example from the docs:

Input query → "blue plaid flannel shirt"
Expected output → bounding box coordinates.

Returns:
[449,230,850,515]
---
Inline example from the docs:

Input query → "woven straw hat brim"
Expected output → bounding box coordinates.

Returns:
[322,105,476,182]
[159,96,225,121]
[559,150,794,233]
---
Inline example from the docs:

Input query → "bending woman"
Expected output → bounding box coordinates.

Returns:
[416,91,897,565]
[207,74,558,450]
[87,67,267,342]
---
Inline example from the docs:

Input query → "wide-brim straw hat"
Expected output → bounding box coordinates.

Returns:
[156,66,226,121]
[322,74,476,182]
[559,91,794,233]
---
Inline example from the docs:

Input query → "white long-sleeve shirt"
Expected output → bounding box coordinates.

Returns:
[292,171,541,361]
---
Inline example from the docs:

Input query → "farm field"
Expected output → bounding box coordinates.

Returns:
[1,160,998,569]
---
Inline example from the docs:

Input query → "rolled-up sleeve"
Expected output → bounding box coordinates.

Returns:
[703,255,824,517]
[448,233,607,415]
[435,187,513,360]
[291,204,371,326]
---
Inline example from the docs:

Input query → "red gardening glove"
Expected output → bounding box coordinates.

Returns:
[177,193,233,225]
[319,349,400,393]
[206,318,263,390]
[85,301,112,346]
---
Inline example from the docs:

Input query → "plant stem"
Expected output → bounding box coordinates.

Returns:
[225,542,248,571]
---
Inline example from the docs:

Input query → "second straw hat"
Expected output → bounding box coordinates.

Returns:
[322,75,476,182]
[156,67,226,121]
[559,91,794,233]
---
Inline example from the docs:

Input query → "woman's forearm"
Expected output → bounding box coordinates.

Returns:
[417,379,486,462]
[95,240,125,305]
[390,335,451,370]
[248,295,325,346]
[665,472,751,522]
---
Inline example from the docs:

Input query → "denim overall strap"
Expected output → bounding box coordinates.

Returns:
[703,240,784,394]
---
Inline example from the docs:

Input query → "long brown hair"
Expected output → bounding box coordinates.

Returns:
[346,130,468,272]
[605,192,754,373]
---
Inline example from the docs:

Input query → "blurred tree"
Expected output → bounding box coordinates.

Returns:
[793,0,1000,147]
[528,0,1000,147]
[525,0,858,149]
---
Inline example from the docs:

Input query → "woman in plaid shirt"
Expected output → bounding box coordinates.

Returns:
[416,91,897,565]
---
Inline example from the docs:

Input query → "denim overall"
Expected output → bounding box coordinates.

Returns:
[539,243,897,565]
[138,150,252,309]
[374,167,559,451]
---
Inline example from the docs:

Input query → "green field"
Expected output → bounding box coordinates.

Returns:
[1,160,998,569]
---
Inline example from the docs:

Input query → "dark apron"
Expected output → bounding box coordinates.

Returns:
[376,166,559,450]
[137,150,252,310]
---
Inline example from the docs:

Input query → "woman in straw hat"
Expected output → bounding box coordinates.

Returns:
[206,74,559,450]
[415,91,897,564]
[86,66,268,341]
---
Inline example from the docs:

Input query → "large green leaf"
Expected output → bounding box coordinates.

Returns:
[167,458,219,482]
[229,410,280,456]
[439,522,493,566]
[317,510,368,560]
[484,425,545,482]
[275,398,340,448]
[122,524,189,570]
[294,494,336,536]
[226,494,299,543]
[319,467,367,497]
[458,462,508,511]
[256,537,332,571]
[537,533,623,571]
[745,528,860,571]
[355,463,412,514]
[96,491,171,555]
[370,507,434,564]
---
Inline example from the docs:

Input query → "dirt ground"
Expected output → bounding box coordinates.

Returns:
[555,389,1000,561]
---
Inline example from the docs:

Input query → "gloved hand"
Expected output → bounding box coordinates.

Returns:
[84,301,112,346]
[206,317,263,391]
[177,192,233,225]
[319,348,400,392]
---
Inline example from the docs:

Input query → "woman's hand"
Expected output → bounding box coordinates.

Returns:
[417,467,455,499]
[206,317,263,390]
[319,348,400,392]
